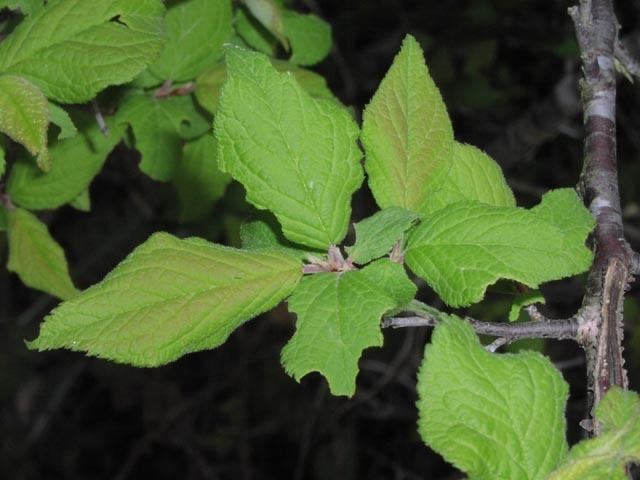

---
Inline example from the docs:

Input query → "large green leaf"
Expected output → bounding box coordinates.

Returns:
[173,133,231,223]
[195,60,337,114]
[214,47,363,249]
[29,233,303,366]
[148,0,232,82]
[423,142,515,214]
[417,315,569,479]
[405,189,594,307]
[0,74,49,169]
[118,92,209,181]
[0,0,165,103]
[345,207,419,265]
[361,34,454,214]
[7,208,78,299]
[547,388,640,479]
[282,260,416,396]
[240,218,313,260]
[282,10,331,66]
[7,113,124,210]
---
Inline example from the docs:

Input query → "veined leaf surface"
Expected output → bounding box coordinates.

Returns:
[215,47,363,249]
[30,233,303,366]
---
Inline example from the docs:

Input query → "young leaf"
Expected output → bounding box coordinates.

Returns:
[282,260,416,396]
[214,47,363,249]
[405,189,594,307]
[361,34,454,214]
[240,0,288,50]
[7,208,78,299]
[0,74,49,169]
[282,10,331,66]
[195,63,227,114]
[547,387,640,479]
[0,0,165,103]
[417,315,569,479]
[423,142,515,214]
[7,113,124,210]
[117,92,209,181]
[345,207,419,265]
[173,133,231,223]
[508,289,545,321]
[48,103,77,140]
[148,0,232,82]
[235,7,278,55]
[29,233,303,366]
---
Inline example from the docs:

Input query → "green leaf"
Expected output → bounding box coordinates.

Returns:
[345,207,419,265]
[0,74,49,169]
[240,217,313,260]
[214,47,363,249]
[148,0,232,82]
[68,188,91,212]
[282,260,416,396]
[282,10,331,66]
[48,103,77,140]
[0,204,7,231]
[195,60,338,114]
[547,387,640,479]
[117,92,209,181]
[0,0,165,103]
[361,34,454,214]
[7,112,124,210]
[406,189,594,307]
[29,233,303,366]
[240,0,288,50]
[235,7,278,55]
[173,133,231,223]
[7,207,78,299]
[417,315,569,479]
[509,289,545,322]
[423,142,515,215]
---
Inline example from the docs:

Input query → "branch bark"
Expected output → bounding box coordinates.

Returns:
[569,0,635,432]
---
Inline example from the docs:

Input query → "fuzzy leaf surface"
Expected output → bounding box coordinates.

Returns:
[423,142,515,214]
[118,92,209,181]
[406,189,594,307]
[215,47,363,249]
[148,0,231,82]
[282,260,416,396]
[362,34,453,213]
[346,207,419,265]
[0,74,49,169]
[282,10,331,66]
[29,233,302,366]
[0,0,165,103]
[417,315,569,479]
[8,113,124,210]
[173,133,231,223]
[7,208,78,299]
[547,388,640,480]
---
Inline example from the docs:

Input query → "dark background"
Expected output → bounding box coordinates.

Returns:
[2,0,640,478]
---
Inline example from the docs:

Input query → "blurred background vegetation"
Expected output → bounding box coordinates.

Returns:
[1,0,640,478]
